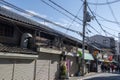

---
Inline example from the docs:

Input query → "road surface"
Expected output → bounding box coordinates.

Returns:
[83,72,120,80]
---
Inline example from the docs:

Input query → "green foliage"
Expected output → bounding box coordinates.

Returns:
[60,64,67,76]
[78,51,82,57]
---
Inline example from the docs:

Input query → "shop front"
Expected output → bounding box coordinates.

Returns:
[84,53,94,74]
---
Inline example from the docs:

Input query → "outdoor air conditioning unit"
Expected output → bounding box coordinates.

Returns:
[20,33,32,48]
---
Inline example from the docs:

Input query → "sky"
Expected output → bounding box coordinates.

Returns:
[1,0,120,41]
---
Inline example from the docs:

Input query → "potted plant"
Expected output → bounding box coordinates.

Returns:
[60,64,68,79]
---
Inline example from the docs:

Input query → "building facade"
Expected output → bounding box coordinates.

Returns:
[0,5,95,80]
[87,35,116,72]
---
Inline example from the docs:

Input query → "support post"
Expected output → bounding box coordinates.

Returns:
[33,59,37,80]
[82,0,87,76]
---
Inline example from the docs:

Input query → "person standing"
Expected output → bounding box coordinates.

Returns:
[111,64,114,73]
[101,63,104,72]
[118,64,120,73]
[107,63,110,73]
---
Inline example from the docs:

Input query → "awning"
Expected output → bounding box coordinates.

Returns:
[84,53,94,60]
[98,59,104,62]
[111,59,118,63]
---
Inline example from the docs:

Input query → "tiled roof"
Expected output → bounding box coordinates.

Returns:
[0,6,82,44]
[0,43,37,54]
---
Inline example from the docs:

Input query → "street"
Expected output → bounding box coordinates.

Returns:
[70,72,120,80]
[84,72,120,80]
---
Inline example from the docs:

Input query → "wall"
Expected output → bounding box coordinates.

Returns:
[0,59,34,80]
[36,52,60,80]
[89,35,111,48]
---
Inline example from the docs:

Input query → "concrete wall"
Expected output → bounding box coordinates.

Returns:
[14,60,34,80]
[0,59,34,80]
[36,52,60,80]
[0,59,13,80]
[0,53,78,80]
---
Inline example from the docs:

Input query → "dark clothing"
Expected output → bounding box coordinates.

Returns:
[111,64,114,72]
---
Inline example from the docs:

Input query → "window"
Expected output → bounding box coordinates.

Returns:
[0,24,14,37]
[103,40,107,44]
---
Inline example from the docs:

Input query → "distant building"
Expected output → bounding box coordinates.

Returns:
[87,35,115,53]
[87,35,116,72]
[87,35,115,49]
[115,40,120,62]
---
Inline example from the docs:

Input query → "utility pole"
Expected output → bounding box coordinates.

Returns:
[82,0,87,76]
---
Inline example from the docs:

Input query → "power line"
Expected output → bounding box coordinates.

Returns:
[94,0,98,13]
[93,13,120,32]
[88,5,118,38]
[41,0,101,35]
[40,0,83,29]
[106,0,120,28]
[87,24,102,34]
[41,0,76,23]
[1,0,118,39]
[81,0,120,5]
[94,12,120,25]
[49,0,102,35]
[87,5,107,36]
[48,0,117,38]
[102,24,120,32]
[49,0,83,21]
[65,3,83,33]
[105,31,118,38]
[40,0,85,36]
[0,0,83,36]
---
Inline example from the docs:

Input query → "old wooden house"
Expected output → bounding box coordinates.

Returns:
[0,6,94,80]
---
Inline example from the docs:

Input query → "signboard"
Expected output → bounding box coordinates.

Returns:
[93,50,99,57]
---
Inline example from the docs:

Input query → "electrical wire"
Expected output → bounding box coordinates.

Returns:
[94,12,120,25]
[81,0,120,5]
[49,0,83,21]
[101,24,120,32]
[2,0,114,38]
[48,0,119,38]
[65,3,83,33]
[94,0,98,13]
[88,5,118,38]
[106,0,120,28]
[48,0,102,35]
[87,5,107,36]
[93,13,120,32]
[41,0,101,36]
[0,0,83,36]
[87,24,101,34]
[40,0,83,28]
[40,0,84,36]
[41,0,76,23]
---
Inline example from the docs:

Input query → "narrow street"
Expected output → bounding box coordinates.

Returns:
[70,72,120,80]
[84,72,120,80]
[0,0,120,80]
